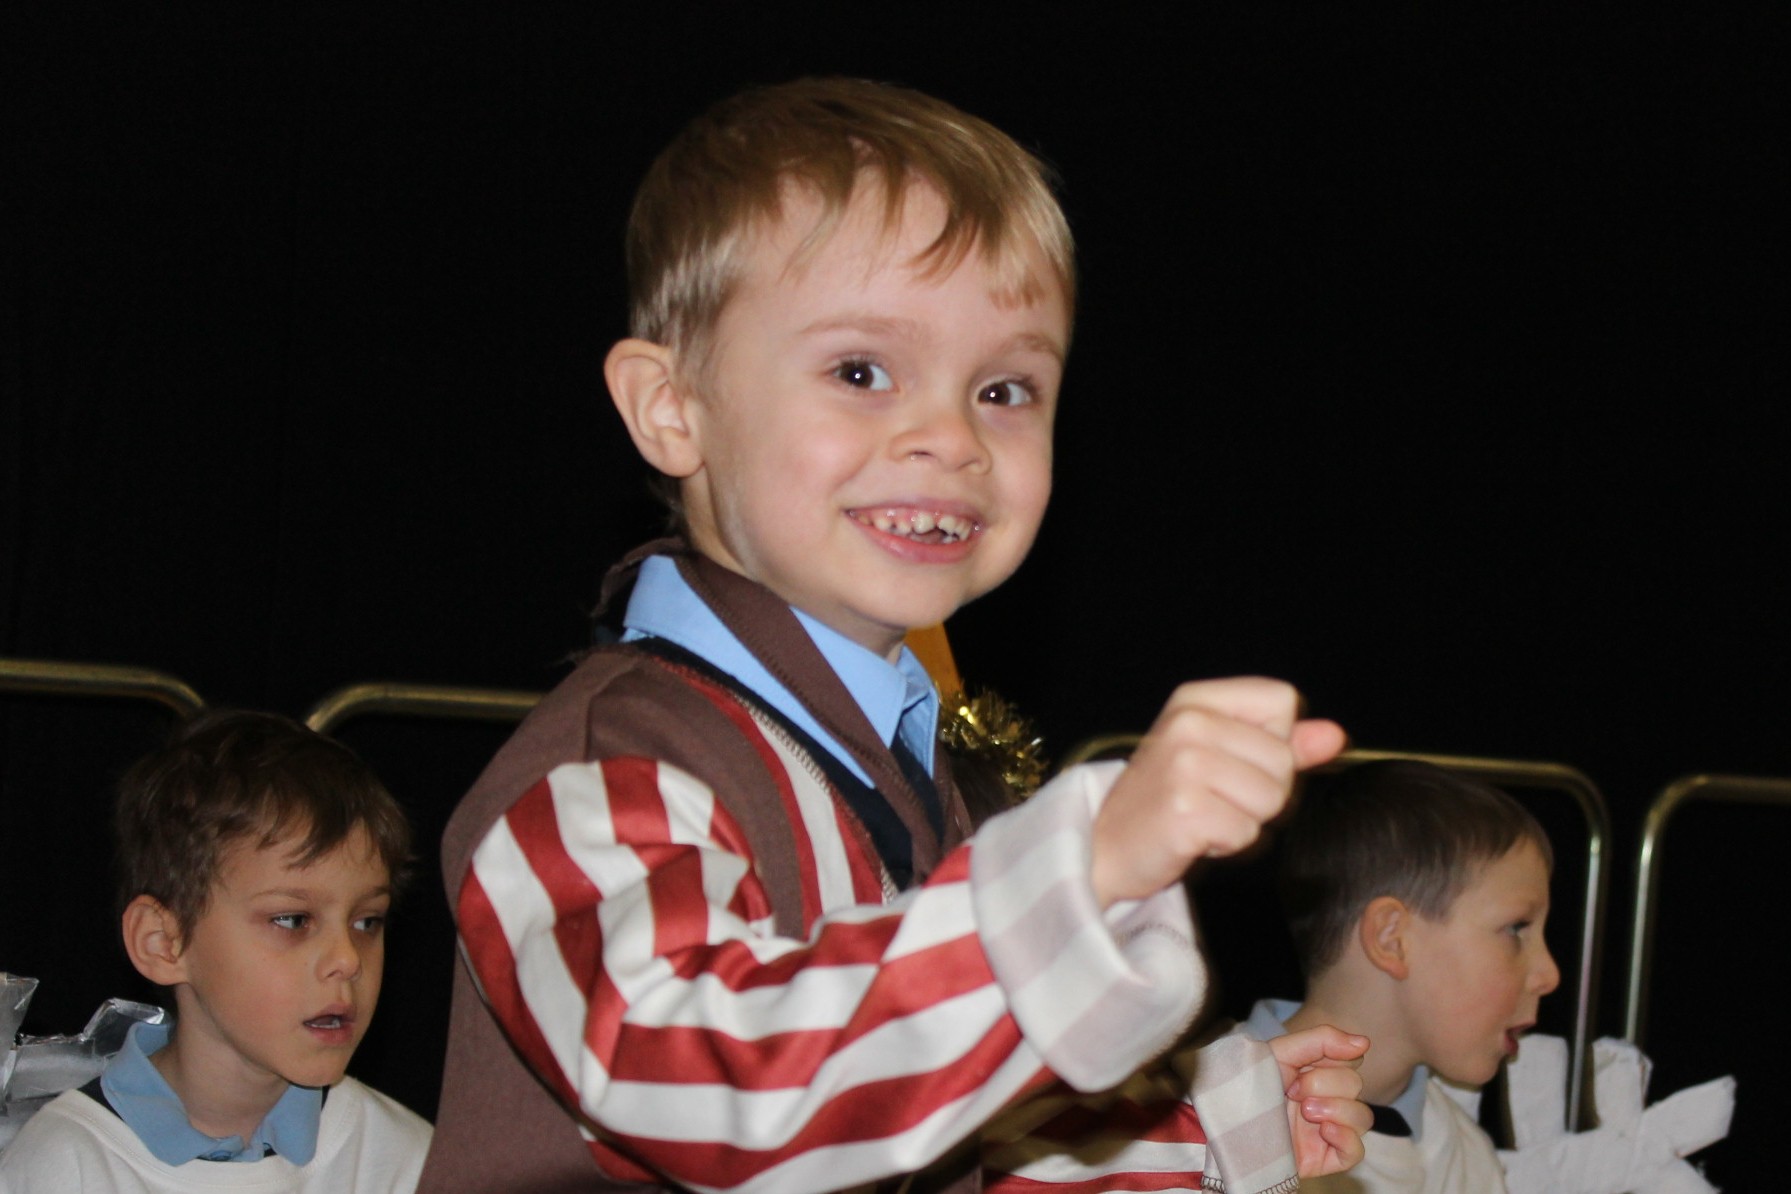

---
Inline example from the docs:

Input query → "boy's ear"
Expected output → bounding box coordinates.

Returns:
[605,338,704,479]
[1360,895,1411,981]
[122,895,188,987]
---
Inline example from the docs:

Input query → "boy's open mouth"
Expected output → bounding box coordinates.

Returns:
[304,1014,351,1031]
[848,508,977,545]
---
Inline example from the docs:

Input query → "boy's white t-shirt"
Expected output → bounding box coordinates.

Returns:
[1238,998,1507,1194]
[1299,1079,1506,1194]
[0,1077,431,1193]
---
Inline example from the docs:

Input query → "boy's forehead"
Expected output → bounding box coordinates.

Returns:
[218,822,388,887]
[746,177,1068,314]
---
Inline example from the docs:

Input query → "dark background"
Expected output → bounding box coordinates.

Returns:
[4,3,1783,1185]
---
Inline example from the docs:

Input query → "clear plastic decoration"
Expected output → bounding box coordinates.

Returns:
[0,979,166,1152]
[1,973,41,1100]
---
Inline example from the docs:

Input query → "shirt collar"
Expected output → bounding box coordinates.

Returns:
[100,1020,323,1166]
[622,554,939,781]
[1387,1062,1432,1139]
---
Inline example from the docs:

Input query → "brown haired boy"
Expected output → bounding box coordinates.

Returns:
[423,77,1369,1193]
[1240,760,1561,1192]
[0,710,431,1192]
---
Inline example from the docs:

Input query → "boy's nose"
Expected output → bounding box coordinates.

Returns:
[1531,944,1561,995]
[893,399,990,471]
[319,929,364,981]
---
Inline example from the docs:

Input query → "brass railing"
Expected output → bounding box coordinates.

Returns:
[1624,773,1791,1048]
[0,657,205,718]
[25,652,1760,1137]
[304,681,543,735]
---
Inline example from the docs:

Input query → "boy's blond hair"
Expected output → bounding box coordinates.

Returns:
[626,76,1076,372]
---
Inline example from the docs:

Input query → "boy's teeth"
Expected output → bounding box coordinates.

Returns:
[856,510,974,542]
[306,1015,344,1029]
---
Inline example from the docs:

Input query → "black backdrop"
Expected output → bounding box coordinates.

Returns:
[4,3,1784,1184]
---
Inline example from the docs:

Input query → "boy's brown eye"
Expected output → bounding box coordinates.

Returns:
[833,360,892,390]
[980,380,1033,406]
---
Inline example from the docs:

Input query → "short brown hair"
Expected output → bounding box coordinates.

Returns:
[114,710,412,936]
[1278,760,1553,977]
[626,76,1076,370]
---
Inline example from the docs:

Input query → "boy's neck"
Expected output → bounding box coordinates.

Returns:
[680,535,911,663]
[151,1023,290,1146]
[1287,985,1419,1106]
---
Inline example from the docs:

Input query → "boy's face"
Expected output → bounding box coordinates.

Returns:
[1397,838,1560,1087]
[678,181,1067,659]
[169,827,390,1090]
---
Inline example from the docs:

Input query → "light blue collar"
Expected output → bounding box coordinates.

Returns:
[100,1020,322,1165]
[1242,997,1432,1141]
[621,554,940,785]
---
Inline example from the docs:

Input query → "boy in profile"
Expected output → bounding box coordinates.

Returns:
[0,711,432,1192]
[423,77,1368,1193]
[1240,759,1562,1192]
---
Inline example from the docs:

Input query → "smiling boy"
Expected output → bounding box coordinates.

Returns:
[1242,760,1562,1192]
[612,173,1061,658]
[0,711,432,1192]
[422,77,1368,1193]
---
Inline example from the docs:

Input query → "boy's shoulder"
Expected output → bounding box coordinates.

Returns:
[447,646,690,825]
[0,1086,176,1189]
[513,640,753,768]
[442,642,807,882]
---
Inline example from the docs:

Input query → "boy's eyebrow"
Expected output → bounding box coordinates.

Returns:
[797,313,926,342]
[798,314,1066,363]
[1005,331,1068,363]
[251,884,394,902]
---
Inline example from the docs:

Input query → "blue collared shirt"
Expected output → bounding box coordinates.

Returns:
[621,554,940,786]
[99,1020,323,1165]
[1241,997,1432,1141]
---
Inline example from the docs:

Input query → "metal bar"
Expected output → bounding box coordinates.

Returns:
[304,681,543,735]
[1057,732,1145,768]
[1624,774,1791,1048]
[0,656,205,718]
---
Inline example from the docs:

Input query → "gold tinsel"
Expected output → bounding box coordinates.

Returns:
[939,688,1049,799]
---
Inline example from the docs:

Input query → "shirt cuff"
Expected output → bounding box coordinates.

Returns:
[969,760,1206,1092]
[1188,1033,1298,1194]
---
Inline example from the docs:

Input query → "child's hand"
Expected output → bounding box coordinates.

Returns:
[1270,1026,1372,1178]
[1089,677,1344,907]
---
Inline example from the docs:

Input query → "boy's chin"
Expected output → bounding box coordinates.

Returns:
[1437,1056,1505,1091]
